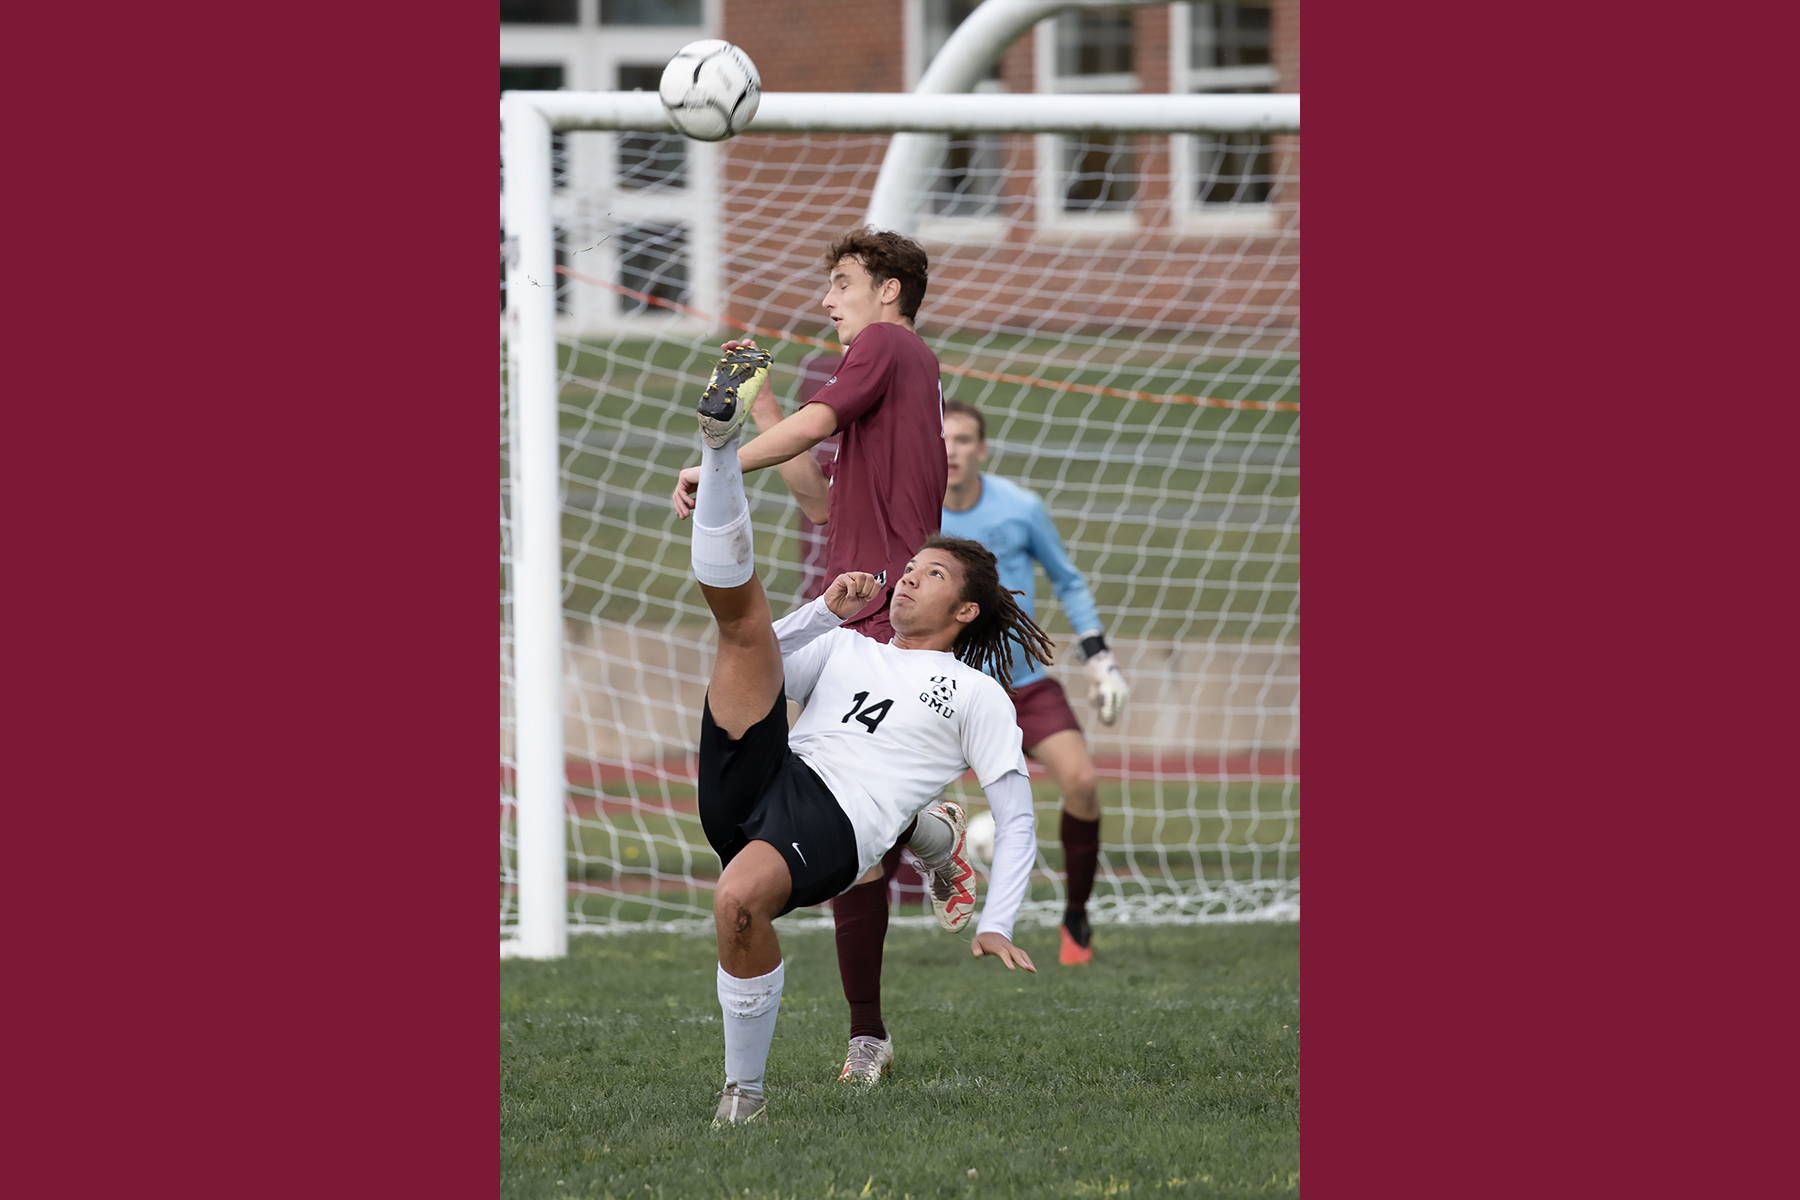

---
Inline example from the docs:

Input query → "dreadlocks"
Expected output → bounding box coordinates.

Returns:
[918,535,1055,693]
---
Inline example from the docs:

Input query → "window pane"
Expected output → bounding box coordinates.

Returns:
[500,64,564,91]
[1191,1,1271,70]
[1057,9,1134,76]
[616,64,688,190]
[923,0,1001,79]
[600,0,701,24]
[1195,133,1272,205]
[932,135,1004,217]
[501,0,578,24]
[501,65,568,190]
[1062,135,1137,211]
[617,224,690,314]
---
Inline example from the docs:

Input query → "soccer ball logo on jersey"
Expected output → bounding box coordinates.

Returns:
[920,675,957,719]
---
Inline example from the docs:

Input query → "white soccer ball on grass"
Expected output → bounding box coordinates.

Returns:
[659,40,761,141]
[965,810,996,868]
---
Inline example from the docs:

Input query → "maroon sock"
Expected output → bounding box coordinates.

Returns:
[1061,811,1101,917]
[832,843,904,1041]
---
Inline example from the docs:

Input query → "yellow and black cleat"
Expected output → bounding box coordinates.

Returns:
[697,346,773,448]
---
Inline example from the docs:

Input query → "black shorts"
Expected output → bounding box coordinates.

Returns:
[698,686,859,915]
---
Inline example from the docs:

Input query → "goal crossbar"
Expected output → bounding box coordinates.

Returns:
[510,89,1300,135]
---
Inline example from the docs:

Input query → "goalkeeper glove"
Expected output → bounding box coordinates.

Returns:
[1075,633,1130,726]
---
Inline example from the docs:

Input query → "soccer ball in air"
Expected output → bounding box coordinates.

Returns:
[965,810,996,868]
[659,40,761,142]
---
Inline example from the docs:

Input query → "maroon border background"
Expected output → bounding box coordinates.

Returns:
[1306,2,1791,1196]
[13,1,1793,1196]
[15,2,496,1196]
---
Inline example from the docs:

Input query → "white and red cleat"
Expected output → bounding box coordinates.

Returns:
[837,1035,894,1084]
[920,801,978,932]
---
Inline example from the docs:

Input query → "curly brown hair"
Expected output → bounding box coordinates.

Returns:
[822,227,930,321]
[918,534,1054,692]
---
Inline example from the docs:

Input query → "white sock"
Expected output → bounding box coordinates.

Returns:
[692,440,755,587]
[906,809,955,872]
[695,439,749,528]
[717,960,784,1096]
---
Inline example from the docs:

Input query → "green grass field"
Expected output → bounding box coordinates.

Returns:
[501,923,1299,1199]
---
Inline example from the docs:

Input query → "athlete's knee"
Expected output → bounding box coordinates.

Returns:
[1065,761,1097,802]
[1062,766,1100,820]
[713,881,745,921]
[715,871,769,925]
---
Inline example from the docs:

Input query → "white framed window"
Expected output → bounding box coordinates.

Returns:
[502,0,580,23]
[1170,1,1283,232]
[502,0,719,334]
[909,0,1009,243]
[598,0,701,23]
[1036,7,1140,233]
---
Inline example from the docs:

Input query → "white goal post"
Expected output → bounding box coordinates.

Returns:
[502,21,1299,961]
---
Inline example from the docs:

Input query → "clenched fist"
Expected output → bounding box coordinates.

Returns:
[822,571,881,621]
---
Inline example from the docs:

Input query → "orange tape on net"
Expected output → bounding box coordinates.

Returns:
[552,264,1299,414]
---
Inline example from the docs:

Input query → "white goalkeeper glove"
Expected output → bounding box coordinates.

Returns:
[1076,634,1130,726]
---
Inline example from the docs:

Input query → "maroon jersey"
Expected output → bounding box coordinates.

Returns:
[805,322,946,638]
[794,352,840,606]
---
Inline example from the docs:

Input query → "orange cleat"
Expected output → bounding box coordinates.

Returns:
[1059,914,1094,965]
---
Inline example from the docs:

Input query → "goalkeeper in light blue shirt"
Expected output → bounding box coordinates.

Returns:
[939,401,1130,965]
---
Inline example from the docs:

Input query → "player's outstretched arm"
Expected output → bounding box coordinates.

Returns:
[969,767,1038,974]
[736,402,838,473]
[671,402,838,519]
[670,336,839,519]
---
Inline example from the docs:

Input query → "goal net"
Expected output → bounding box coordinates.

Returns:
[501,123,1298,937]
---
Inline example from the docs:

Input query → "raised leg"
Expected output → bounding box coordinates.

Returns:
[699,578,785,740]
[690,419,785,738]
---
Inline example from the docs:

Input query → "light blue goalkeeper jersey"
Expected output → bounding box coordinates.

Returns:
[939,474,1101,691]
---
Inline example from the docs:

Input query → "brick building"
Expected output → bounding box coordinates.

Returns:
[502,1,1299,337]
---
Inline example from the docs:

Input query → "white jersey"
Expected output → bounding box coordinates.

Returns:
[773,600,1029,878]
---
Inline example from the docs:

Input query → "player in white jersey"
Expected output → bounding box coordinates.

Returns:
[684,358,1053,1125]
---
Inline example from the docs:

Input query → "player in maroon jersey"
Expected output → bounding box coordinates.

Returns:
[672,228,959,1085]
[672,228,945,641]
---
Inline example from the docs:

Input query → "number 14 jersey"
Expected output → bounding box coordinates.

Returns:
[783,627,1029,877]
